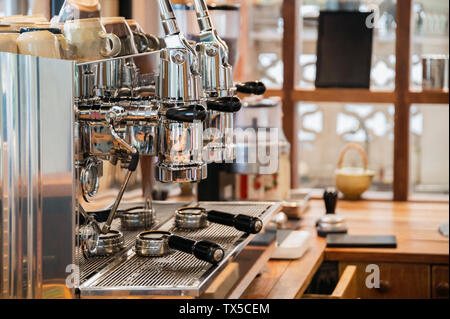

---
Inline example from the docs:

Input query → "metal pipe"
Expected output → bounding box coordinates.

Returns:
[192,0,214,32]
[108,122,137,154]
[101,169,133,234]
[101,123,139,234]
[157,0,180,36]
[77,108,159,122]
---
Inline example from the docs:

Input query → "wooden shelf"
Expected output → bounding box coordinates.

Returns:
[237,88,283,99]
[264,88,283,97]
[408,90,449,104]
[292,88,396,103]
[281,88,450,105]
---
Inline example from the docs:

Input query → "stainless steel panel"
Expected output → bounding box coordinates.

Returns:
[0,53,75,299]
[77,201,187,284]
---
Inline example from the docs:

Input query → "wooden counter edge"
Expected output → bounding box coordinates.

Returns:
[265,238,326,299]
[325,249,449,265]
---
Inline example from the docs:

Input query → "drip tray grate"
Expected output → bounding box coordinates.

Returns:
[78,202,280,298]
[77,201,187,284]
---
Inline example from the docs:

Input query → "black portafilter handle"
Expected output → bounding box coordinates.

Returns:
[165,105,207,122]
[206,210,263,234]
[324,187,338,215]
[168,235,225,264]
[235,81,266,95]
[206,96,242,113]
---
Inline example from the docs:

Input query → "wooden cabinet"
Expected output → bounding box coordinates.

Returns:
[339,262,431,299]
[432,265,449,299]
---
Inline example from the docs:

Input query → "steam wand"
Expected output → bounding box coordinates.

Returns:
[101,109,140,234]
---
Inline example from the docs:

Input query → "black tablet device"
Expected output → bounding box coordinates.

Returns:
[315,11,374,88]
[327,234,397,248]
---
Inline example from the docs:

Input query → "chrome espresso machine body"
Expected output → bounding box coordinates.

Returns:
[0,0,277,299]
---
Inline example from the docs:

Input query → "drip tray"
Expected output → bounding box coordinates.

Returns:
[78,201,280,298]
[77,201,187,284]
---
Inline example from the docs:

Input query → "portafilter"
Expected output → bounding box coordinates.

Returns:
[78,206,126,257]
[118,206,155,230]
[174,206,263,234]
[80,228,125,257]
[135,230,224,264]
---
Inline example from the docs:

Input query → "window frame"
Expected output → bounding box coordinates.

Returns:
[278,0,449,201]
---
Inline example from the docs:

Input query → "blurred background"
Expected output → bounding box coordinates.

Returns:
[2,0,448,201]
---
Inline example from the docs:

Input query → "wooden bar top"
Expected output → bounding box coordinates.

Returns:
[242,200,449,299]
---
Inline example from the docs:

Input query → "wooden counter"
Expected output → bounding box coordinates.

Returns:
[242,200,449,299]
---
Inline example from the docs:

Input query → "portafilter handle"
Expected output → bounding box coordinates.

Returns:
[168,235,224,264]
[206,97,242,113]
[207,210,263,234]
[235,81,266,95]
[324,187,338,215]
[165,105,207,122]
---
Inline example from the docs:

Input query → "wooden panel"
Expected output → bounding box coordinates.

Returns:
[202,263,240,299]
[242,232,326,299]
[302,265,357,299]
[339,262,430,299]
[408,91,450,105]
[236,89,283,100]
[227,243,277,299]
[432,265,449,299]
[282,0,299,189]
[292,89,396,103]
[291,89,448,105]
[241,261,291,299]
[393,0,412,201]
[264,89,283,98]
[332,265,357,298]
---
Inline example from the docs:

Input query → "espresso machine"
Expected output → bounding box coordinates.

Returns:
[0,0,280,299]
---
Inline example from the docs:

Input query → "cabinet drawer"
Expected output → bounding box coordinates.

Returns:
[303,265,357,299]
[339,262,430,299]
[432,265,449,299]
